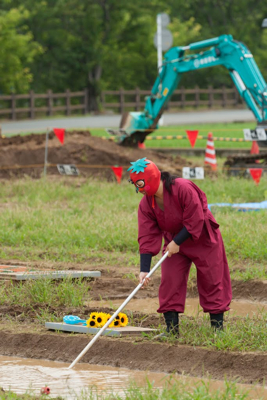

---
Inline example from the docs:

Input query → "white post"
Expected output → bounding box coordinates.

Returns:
[157,14,164,126]
[157,14,163,72]
[44,127,51,177]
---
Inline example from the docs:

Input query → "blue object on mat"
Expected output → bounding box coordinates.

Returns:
[208,200,267,212]
[63,315,87,325]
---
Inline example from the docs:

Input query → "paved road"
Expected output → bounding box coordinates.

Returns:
[0,108,255,135]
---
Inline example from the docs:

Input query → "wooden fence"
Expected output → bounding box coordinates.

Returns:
[0,89,88,120]
[101,86,242,113]
[0,86,243,120]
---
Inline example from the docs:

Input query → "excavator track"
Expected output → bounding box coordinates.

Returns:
[223,152,267,176]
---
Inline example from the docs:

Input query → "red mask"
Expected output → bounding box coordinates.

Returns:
[128,158,161,196]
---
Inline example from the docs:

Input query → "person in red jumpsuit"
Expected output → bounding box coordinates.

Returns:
[128,157,232,337]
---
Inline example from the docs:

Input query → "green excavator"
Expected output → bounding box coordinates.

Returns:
[108,34,267,154]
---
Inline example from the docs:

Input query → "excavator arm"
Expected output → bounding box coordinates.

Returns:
[110,34,267,146]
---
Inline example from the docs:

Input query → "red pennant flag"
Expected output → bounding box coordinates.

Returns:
[250,141,259,154]
[138,141,146,149]
[249,168,263,185]
[111,166,123,184]
[53,128,65,144]
[250,141,260,163]
[186,130,199,148]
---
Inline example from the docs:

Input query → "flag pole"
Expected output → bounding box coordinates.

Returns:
[44,127,51,177]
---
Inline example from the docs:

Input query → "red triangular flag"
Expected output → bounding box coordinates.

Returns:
[186,130,198,148]
[250,141,260,163]
[111,166,123,184]
[249,168,263,185]
[138,141,146,149]
[250,141,259,154]
[53,128,65,144]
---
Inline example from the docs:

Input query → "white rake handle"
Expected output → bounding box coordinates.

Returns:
[68,251,169,369]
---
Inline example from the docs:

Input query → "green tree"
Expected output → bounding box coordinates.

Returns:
[2,0,267,104]
[0,7,42,94]
[166,0,267,88]
[2,0,167,108]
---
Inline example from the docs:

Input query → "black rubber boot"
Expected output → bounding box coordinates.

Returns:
[153,311,179,340]
[210,312,224,331]
[164,311,179,335]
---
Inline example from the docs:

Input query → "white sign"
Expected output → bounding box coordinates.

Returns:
[57,164,79,176]
[160,13,170,27]
[243,128,267,141]
[153,29,173,52]
[183,167,204,180]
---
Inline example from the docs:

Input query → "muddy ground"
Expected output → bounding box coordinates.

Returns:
[0,260,266,385]
[0,131,266,389]
[0,130,195,179]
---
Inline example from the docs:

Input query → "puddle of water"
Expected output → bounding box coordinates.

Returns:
[0,355,166,398]
[0,355,266,399]
[88,297,267,318]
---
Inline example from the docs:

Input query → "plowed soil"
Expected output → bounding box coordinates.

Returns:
[0,131,266,391]
[0,130,192,179]
[0,260,266,385]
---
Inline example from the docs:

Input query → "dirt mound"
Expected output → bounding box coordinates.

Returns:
[0,130,191,179]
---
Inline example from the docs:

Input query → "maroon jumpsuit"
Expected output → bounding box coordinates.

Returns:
[138,178,232,314]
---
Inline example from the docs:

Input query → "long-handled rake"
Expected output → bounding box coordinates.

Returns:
[68,252,169,369]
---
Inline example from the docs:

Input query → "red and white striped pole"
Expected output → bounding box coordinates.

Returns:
[204,132,217,171]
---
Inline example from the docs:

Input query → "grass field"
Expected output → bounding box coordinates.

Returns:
[89,121,259,149]
[7,120,265,150]
[1,273,266,353]
[0,122,266,400]
[0,175,266,279]
[1,378,262,400]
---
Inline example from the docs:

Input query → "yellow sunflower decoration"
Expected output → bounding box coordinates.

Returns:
[86,311,129,328]
[86,318,97,328]
[113,319,120,327]
[90,312,98,321]
[118,313,128,327]
[109,314,120,327]
[95,312,106,327]
[102,313,111,326]
[108,320,115,328]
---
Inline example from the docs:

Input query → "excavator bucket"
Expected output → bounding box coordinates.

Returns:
[106,112,155,146]
[119,111,135,130]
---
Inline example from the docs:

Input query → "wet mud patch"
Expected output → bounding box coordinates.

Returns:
[0,261,266,388]
[72,275,267,302]
[0,331,266,385]
[231,279,267,302]
[1,259,266,301]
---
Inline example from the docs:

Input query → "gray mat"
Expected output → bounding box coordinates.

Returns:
[45,322,156,337]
